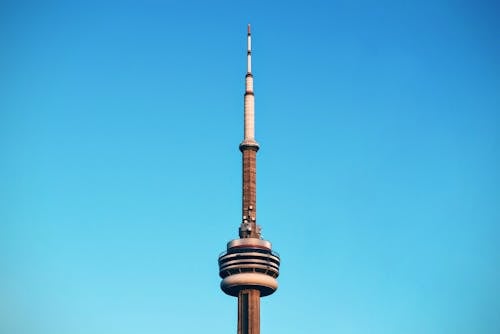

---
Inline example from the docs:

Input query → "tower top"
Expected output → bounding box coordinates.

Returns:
[241,23,258,148]
[246,24,252,74]
[240,24,260,238]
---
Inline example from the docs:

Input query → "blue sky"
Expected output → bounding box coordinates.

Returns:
[1,1,499,333]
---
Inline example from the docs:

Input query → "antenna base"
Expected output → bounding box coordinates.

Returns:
[239,140,260,152]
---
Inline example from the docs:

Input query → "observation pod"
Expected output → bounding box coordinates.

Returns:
[219,239,280,297]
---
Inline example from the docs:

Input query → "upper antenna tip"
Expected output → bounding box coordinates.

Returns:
[248,24,251,34]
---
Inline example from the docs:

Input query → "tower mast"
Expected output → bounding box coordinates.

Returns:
[218,25,281,334]
[239,24,260,239]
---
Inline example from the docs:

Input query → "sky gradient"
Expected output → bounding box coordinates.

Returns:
[1,1,499,333]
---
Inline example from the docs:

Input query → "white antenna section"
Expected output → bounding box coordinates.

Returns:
[244,24,255,141]
[247,24,252,73]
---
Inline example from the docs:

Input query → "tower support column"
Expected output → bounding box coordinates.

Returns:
[238,289,261,334]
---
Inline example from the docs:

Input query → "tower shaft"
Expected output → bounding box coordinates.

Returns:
[238,289,260,334]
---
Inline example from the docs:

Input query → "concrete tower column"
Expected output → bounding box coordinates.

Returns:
[238,289,260,334]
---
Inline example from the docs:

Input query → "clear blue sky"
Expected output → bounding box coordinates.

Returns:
[1,1,499,333]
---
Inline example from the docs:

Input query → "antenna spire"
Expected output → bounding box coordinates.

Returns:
[242,24,256,145]
[247,24,252,74]
[240,24,259,238]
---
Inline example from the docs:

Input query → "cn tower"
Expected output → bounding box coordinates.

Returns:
[218,25,280,334]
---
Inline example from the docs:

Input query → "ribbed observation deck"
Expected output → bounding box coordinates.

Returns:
[219,238,280,297]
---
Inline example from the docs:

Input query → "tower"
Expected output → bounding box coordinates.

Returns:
[218,25,280,334]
